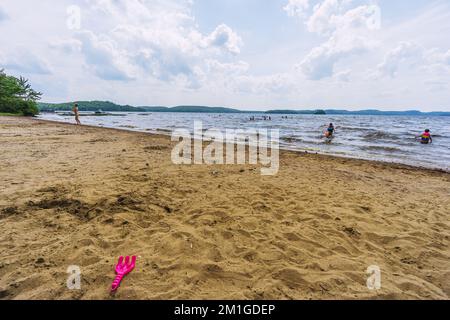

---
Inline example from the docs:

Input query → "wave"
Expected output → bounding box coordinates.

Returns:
[360,145,402,152]
[363,131,400,141]
[339,126,375,132]
[281,136,302,143]
[36,113,450,171]
[156,128,172,133]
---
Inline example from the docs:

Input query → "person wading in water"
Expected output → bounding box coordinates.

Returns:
[73,103,81,125]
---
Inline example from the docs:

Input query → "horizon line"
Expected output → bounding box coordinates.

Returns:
[39,101,450,114]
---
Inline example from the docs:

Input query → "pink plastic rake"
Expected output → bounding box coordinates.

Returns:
[111,256,136,292]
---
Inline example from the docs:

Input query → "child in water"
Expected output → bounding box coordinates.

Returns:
[325,123,335,138]
[420,129,432,144]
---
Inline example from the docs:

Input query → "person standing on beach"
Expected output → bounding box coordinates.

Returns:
[73,103,81,125]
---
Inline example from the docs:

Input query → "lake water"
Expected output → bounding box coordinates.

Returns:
[38,112,450,171]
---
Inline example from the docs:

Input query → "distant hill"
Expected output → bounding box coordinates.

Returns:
[38,101,146,112]
[324,109,420,115]
[267,109,450,116]
[170,106,242,113]
[38,101,450,116]
[323,109,450,116]
[39,102,240,114]
[144,106,245,113]
[139,106,170,112]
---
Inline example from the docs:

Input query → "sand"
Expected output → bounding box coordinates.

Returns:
[0,116,449,300]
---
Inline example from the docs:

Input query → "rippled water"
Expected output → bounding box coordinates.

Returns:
[38,112,450,171]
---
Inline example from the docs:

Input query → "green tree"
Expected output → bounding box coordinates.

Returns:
[0,69,42,116]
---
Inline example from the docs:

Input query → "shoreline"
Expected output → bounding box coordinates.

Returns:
[1,116,449,300]
[32,117,450,175]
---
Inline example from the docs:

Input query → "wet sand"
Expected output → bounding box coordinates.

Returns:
[0,116,449,300]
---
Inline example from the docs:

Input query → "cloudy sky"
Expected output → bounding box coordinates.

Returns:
[1,0,449,111]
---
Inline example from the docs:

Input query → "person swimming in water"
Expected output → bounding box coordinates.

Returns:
[325,123,335,138]
[419,129,432,144]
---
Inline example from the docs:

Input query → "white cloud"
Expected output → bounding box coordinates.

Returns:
[75,30,135,81]
[55,0,244,85]
[0,0,449,110]
[0,6,8,22]
[206,24,243,55]
[375,42,450,78]
[0,49,52,75]
[373,41,450,96]
[424,48,450,67]
[376,41,420,78]
[49,39,82,54]
[198,59,294,96]
[234,73,294,95]
[298,32,371,80]
[334,69,351,82]
[293,2,380,80]
[306,0,341,35]
[283,0,310,18]
[206,59,250,75]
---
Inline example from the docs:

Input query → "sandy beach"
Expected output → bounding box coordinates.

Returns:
[0,116,449,300]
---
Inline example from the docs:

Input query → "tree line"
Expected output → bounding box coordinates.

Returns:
[0,69,42,116]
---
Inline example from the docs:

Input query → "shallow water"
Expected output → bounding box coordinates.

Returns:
[38,112,450,171]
